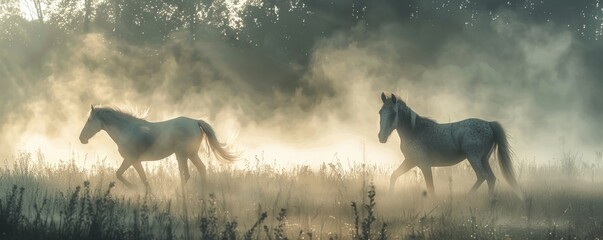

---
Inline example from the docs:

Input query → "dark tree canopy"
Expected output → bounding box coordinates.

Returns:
[1,0,603,143]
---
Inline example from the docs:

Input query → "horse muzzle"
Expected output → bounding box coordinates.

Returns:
[80,137,89,144]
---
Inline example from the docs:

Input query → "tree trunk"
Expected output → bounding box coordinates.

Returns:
[83,0,92,32]
[32,0,43,22]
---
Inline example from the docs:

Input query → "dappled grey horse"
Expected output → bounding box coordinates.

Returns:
[79,106,236,193]
[378,93,523,200]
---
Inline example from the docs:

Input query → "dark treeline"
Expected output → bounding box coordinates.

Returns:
[4,1,603,58]
[1,0,603,147]
[2,0,602,78]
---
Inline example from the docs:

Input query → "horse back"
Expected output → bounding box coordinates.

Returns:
[408,118,492,165]
[120,117,201,160]
[449,118,495,155]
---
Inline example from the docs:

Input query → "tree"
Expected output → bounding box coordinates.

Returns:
[83,0,93,32]
[32,0,44,22]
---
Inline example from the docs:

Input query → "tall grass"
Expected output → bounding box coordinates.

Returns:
[0,150,602,239]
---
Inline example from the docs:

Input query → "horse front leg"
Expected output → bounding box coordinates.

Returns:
[116,160,136,189]
[390,160,416,193]
[132,161,152,195]
[419,166,435,196]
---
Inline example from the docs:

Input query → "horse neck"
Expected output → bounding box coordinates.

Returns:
[103,124,125,145]
[395,107,419,140]
[395,122,412,141]
[100,113,142,143]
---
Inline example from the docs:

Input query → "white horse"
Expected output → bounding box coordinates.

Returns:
[378,93,523,200]
[79,105,236,193]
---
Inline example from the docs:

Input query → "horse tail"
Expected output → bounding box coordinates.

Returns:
[197,120,238,162]
[490,121,524,200]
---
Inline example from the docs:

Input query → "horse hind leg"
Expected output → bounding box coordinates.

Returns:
[482,157,497,198]
[467,155,488,194]
[189,153,208,195]
[175,152,191,186]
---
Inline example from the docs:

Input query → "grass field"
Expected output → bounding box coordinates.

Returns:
[0,150,602,239]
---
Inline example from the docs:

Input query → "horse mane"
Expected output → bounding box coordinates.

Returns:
[385,93,438,125]
[93,106,147,126]
[417,113,438,125]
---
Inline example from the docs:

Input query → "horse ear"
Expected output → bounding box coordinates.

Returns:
[91,105,94,111]
[381,92,387,103]
[410,110,417,129]
[391,94,397,103]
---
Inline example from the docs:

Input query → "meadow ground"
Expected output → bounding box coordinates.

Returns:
[0,150,602,239]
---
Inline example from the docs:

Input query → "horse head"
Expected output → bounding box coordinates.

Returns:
[79,105,103,144]
[378,92,417,143]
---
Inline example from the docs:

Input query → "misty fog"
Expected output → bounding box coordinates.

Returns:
[1,0,602,169]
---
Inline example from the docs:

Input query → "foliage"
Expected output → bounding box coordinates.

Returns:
[0,150,602,239]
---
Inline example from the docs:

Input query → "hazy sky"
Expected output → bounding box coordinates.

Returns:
[1,0,602,169]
